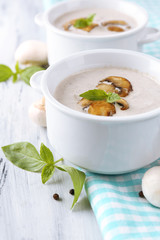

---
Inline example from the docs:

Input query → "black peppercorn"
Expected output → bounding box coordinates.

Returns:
[69,189,74,195]
[139,191,145,198]
[53,193,59,200]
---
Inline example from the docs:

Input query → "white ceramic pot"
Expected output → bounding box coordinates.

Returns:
[35,0,160,64]
[30,49,160,174]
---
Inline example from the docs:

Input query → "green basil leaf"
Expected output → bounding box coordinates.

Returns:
[74,18,89,28]
[2,142,45,172]
[86,13,96,25]
[74,13,96,28]
[56,165,86,208]
[41,164,55,184]
[40,143,54,164]
[80,89,107,101]
[106,92,121,103]
[20,66,44,85]
[0,64,13,82]
[12,73,18,83]
[15,61,20,73]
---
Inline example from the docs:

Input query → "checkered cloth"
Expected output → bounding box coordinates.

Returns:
[42,0,160,239]
[85,159,160,240]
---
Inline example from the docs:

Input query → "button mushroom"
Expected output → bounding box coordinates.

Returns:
[142,166,160,208]
[63,19,98,32]
[15,40,48,66]
[29,97,46,127]
[100,76,133,97]
[88,101,116,116]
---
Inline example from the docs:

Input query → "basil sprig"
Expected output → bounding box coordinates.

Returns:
[2,142,86,209]
[0,61,44,85]
[74,13,96,28]
[80,89,121,103]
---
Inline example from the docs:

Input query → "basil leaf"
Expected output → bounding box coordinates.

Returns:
[20,66,44,85]
[56,165,86,208]
[41,164,55,184]
[74,19,88,28]
[74,13,96,28]
[0,64,13,82]
[40,143,54,164]
[107,92,121,103]
[12,73,18,83]
[2,142,45,172]
[80,89,107,101]
[15,61,20,73]
[86,13,96,25]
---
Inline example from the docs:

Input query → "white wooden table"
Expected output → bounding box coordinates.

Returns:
[0,0,102,239]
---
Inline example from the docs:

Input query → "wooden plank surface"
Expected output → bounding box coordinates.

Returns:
[0,0,102,239]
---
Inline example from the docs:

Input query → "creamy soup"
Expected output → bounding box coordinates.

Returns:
[54,67,160,117]
[54,8,137,36]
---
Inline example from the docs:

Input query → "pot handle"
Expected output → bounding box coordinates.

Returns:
[35,13,45,27]
[30,70,45,93]
[138,27,160,45]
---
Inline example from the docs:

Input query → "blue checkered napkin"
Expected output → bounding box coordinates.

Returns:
[85,159,160,240]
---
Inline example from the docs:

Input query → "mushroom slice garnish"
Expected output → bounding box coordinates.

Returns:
[88,100,116,116]
[102,20,128,26]
[96,83,120,94]
[116,98,129,110]
[100,76,133,97]
[80,23,98,32]
[63,19,75,31]
[107,26,124,32]
[63,19,98,32]
[101,20,131,32]
[79,98,92,108]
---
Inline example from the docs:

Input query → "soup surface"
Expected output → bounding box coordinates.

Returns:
[54,67,160,117]
[54,8,137,36]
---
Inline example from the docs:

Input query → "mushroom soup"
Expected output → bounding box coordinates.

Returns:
[54,8,137,35]
[54,67,160,117]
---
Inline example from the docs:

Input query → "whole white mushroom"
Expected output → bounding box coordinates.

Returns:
[15,40,48,66]
[142,166,160,208]
[29,97,46,127]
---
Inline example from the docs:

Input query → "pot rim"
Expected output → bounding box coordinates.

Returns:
[41,49,160,123]
[43,0,148,41]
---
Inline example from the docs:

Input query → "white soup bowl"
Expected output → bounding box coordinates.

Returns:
[31,49,160,174]
[35,0,160,64]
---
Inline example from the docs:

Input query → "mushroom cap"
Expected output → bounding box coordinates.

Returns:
[107,26,124,32]
[100,76,133,97]
[79,98,92,108]
[29,98,46,127]
[15,40,48,65]
[116,98,129,110]
[142,166,160,208]
[97,83,120,94]
[88,100,116,116]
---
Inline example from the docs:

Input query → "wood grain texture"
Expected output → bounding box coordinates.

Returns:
[0,0,102,239]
